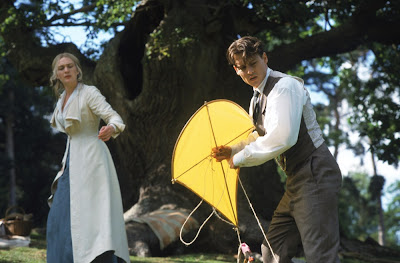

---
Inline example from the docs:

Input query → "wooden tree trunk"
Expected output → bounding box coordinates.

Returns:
[370,146,386,246]
[92,0,284,254]
[6,87,17,207]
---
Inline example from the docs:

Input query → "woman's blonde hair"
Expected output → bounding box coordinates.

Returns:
[50,53,83,97]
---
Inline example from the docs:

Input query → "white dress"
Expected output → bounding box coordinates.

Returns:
[48,83,130,263]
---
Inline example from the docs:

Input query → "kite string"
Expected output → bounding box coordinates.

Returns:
[178,168,278,263]
[180,158,235,246]
[180,158,217,246]
[235,227,242,263]
[192,206,243,263]
[179,199,215,246]
[238,175,279,263]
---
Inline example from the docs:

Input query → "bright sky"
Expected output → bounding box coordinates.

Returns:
[55,24,399,208]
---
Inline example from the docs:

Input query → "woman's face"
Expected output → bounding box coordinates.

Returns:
[56,57,79,88]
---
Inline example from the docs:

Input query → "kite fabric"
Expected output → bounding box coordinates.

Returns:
[171,99,254,227]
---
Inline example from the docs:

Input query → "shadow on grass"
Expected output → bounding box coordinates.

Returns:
[29,232,47,250]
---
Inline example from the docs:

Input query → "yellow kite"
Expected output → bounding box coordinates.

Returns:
[171,99,254,226]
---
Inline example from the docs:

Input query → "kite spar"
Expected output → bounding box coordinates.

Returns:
[171,99,254,227]
[171,99,278,263]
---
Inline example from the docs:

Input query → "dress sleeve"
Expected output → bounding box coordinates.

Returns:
[85,86,126,138]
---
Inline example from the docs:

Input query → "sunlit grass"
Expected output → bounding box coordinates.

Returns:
[0,232,46,263]
[0,231,237,263]
[130,254,236,262]
[0,232,375,263]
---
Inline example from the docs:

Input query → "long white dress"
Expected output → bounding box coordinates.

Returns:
[47,83,130,263]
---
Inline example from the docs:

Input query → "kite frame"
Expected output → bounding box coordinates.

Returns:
[171,99,279,263]
[171,99,254,226]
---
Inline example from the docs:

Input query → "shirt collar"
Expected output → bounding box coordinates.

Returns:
[253,67,271,95]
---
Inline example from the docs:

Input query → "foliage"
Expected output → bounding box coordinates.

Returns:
[301,56,350,154]
[339,173,377,240]
[2,0,398,166]
[252,0,400,167]
[146,27,196,60]
[345,44,400,167]
[0,0,138,60]
[339,173,400,246]
[385,181,400,247]
[0,57,64,227]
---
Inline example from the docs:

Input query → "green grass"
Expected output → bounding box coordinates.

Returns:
[130,254,236,262]
[1,232,375,263]
[0,232,47,263]
[0,231,237,263]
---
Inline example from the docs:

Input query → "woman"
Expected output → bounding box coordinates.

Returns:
[46,53,130,263]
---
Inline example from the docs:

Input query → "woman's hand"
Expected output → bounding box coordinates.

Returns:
[212,145,232,162]
[98,125,115,141]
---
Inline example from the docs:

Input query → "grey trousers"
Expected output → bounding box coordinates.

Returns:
[261,144,342,263]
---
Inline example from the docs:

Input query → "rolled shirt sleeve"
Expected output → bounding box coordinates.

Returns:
[232,77,307,167]
[231,131,259,156]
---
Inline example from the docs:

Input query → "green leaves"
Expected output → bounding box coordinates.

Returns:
[346,44,400,167]
[146,27,196,60]
[93,0,138,29]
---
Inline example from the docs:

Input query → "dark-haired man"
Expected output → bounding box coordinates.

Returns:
[212,36,342,263]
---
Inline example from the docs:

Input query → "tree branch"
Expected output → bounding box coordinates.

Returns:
[268,15,400,71]
[44,21,125,28]
[47,4,96,24]
[227,4,283,35]
[6,42,96,87]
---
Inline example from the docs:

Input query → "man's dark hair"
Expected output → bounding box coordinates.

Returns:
[226,36,264,66]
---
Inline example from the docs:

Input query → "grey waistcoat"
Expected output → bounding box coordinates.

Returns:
[254,72,324,175]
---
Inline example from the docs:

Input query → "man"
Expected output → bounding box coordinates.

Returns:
[212,36,342,263]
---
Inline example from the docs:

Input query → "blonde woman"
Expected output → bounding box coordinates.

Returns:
[46,53,129,263]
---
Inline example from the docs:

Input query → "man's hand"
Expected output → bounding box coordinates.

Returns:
[212,145,232,162]
[98,125,115,141]
[212,145,239,169]
[229,158,238,169]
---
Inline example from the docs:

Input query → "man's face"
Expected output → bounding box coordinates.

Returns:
[233,52,268,88]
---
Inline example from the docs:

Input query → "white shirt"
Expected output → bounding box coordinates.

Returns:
[232,69,307,167]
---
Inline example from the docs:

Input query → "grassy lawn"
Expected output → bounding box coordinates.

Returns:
[0,232,377,263]
[130,254,236,263]
[0,232,237,263]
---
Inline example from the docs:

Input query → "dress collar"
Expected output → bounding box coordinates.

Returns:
[57,83,80,116]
